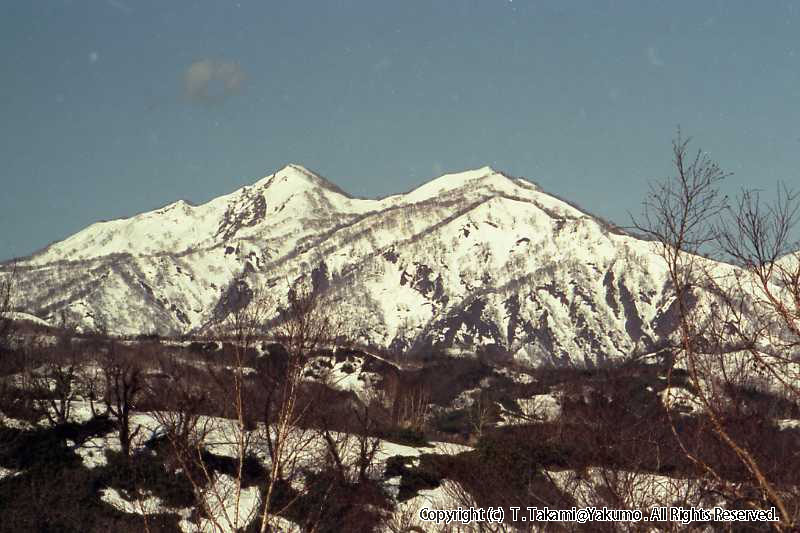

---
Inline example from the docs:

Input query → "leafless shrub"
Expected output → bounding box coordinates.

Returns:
[0,265,16,358]
[101,341,145,457]
[148,277,364,531]
[256,278,348,532]
[633,129,800,529]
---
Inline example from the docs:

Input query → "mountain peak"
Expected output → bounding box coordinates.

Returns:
[254,164,351,199]
[398,165,521,203]
[253,164,314,188]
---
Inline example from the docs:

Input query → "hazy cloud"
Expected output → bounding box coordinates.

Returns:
[183,59,246,104]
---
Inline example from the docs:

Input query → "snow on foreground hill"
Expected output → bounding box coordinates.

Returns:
[0,398,469,533]
[4,164,702,365]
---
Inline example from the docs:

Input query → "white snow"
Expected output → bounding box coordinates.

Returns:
[100,487,164,515]
[1,312,50,327]
[75,436,114,468]
[776,418,800,431]
[0,412,35,430]
[544,468,706,510]
[377,440,469,464]
[519,393,561,422]
[659,386,705,416]
[382,479,471,533]
[0,466,21,480]
[387,166,499,204]
[184,473,261,533]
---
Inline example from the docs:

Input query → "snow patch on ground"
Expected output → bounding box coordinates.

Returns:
[544,468,705,510]
[497,393,561,425]
[100,487,164,515]
[383,479,466,533]
[378,440,469,462]
[659,386,704,416]
[1,312,51,327]
[776,419,800,431]
[182,473,261,533]
[495,366,535,384]
[4,398,474,531]
[0,466,21,480]
[450,387,480,410]
[0,412,36,430]
[75,436,116,468]
[306,354,382,401]
[519,393,561,422]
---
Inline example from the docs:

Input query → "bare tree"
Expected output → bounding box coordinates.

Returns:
[148,277,349,531]
[143,281,270,532]
[634,130,800,529]
[147,350,228,531]
[207,284,267,531]
[0,267,23,458]
[315,388,382,484]
[469,392,492,441]
[391,381,430,434]
[257,279,341,533]
[0,264,17,359]
[35,359,82,426]
[30,326,86,426]
[101,342,144,457]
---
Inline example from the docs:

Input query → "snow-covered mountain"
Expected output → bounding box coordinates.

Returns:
[6,164,686,366]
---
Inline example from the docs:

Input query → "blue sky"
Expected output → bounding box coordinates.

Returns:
[2,0,799,260]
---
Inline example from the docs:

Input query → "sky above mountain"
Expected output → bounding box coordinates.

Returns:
[2,0,799,261]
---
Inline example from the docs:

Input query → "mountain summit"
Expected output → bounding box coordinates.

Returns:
[8,165,679,365]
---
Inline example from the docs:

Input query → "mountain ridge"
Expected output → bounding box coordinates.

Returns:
[3,164,689,366]
[16,165,592,265]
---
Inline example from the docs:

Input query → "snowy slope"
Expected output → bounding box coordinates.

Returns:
[4,164,713,365]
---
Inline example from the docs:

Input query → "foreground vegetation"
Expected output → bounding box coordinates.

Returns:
[1,320,798,532]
